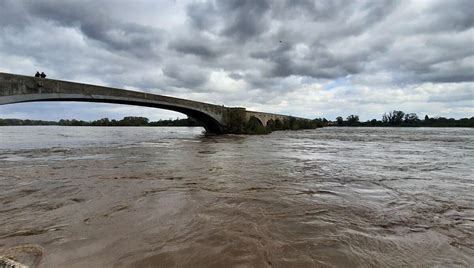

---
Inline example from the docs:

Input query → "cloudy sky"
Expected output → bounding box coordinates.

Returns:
[0,0,473,121]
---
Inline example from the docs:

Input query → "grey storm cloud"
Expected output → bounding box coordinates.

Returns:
[0,0,472,120]
[24,0,165,59]
[187,0,271,41]
[180,0,472,84]
[169,36,222,59]
[272,0,400,38]
[162,64,209,89]
[421,0,474,33]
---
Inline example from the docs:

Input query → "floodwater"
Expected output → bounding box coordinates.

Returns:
[0,126,472,267]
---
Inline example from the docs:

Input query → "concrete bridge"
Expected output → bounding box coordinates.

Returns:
[0,72,309,134]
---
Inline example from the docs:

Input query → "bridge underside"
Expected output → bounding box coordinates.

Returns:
[1,94,225,134]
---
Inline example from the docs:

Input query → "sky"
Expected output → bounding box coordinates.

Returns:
[0,0,473,121]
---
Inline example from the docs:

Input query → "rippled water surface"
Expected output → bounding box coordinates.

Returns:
[0,126,473,267]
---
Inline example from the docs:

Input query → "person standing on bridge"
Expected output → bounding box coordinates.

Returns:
[40,72,46,79]
[35,71,40,78]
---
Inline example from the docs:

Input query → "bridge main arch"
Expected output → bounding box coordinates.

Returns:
[0,74,227,133]
[3,93,224,133]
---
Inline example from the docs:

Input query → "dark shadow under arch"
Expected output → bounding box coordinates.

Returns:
[248,116,264,127]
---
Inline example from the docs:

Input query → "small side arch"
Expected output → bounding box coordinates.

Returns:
[248,116,264,127]
[274,119,283,130]
[245,116,268,134]
[266,119,275,129]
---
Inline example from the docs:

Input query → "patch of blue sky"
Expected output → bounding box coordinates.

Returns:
[323,76,352,91]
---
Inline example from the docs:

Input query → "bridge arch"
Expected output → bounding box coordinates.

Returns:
[266,119,275,129]
[248,116,264,127]
[1,94,224,133]
[0,75,229,133]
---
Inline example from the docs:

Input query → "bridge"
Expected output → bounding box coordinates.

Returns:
[0,73,312,134]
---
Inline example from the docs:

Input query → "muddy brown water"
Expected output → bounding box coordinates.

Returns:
[0,126,473,267]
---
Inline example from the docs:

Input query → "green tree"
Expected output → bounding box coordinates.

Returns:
[404,113,419,125]
[383,110,405,126]
[119,116,149,126]
[346,115,360,126]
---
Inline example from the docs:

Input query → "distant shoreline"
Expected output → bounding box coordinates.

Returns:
[1,125,472,128]
[329,125,474,128]
[330,111,473,128]
[328,118,473,128]
[1,112,473,128]
[0,117,202,127]
[0,125,201,127]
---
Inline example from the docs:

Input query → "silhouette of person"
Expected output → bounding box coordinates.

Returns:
[40,72,46,79]
[35,71,40,78]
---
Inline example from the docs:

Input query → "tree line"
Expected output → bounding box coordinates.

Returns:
[0,116,202,127]
[334,110,474,127]
[1,111,472,128]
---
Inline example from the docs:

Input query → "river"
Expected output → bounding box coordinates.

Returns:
[0,126,473,267]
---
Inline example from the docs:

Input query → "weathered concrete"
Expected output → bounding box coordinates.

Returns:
[0,72,310,134]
